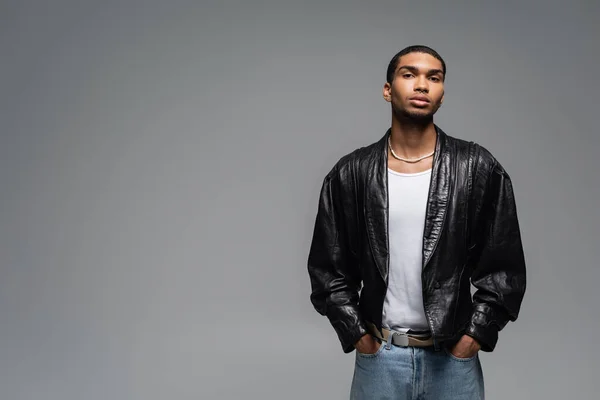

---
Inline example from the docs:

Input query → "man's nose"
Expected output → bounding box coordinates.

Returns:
[414,76,429,92]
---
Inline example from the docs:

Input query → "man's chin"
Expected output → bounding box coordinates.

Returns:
[397,109,435,123]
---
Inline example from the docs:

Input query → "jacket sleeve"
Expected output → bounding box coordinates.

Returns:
[307,172,367,353]
[466,161,527,352]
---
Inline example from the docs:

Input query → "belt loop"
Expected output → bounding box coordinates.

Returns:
[385,331,394,350]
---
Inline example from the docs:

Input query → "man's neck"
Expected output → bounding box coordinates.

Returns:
[389,118,437,159]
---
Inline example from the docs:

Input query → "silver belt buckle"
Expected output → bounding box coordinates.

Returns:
[392,332,410,347]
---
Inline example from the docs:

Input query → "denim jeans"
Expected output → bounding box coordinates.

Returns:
[350,338,484,400]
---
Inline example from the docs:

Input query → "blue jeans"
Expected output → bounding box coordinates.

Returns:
[350,338,484,400]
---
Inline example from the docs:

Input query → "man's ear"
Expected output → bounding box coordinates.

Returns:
[383,82,391,102]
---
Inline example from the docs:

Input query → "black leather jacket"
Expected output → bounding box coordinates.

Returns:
[307,125,526,354]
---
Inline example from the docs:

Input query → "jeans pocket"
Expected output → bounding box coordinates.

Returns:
[356,341,385,358]
[443,346,478,362]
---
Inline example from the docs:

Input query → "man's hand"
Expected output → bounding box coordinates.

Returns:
[449,334,481,359]
[354,334,381,354]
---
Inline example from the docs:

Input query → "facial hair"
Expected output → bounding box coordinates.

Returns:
[393,102,439,124]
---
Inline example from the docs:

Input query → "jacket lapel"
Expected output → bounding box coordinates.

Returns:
[363,129,390,282]
[422,126,449,270]
[363,125,449,283]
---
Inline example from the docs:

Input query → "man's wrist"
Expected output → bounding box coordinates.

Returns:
[464,333,482,350]
[354,333,371,347]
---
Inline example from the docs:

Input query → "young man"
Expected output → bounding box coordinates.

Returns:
[306,45,527,400]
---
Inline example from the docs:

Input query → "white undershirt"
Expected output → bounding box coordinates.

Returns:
[382,167,432,333]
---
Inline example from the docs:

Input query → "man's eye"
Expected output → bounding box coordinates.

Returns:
[403,74,413,78]
[430,77,440,82]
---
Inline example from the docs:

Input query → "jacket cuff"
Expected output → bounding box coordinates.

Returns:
[465,304,507,352]
[327,305,369,353]
[465,321,497,352]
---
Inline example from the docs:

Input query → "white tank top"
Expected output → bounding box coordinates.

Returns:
[382,167,432,332]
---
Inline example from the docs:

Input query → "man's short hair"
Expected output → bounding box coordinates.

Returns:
[386,45,446,84]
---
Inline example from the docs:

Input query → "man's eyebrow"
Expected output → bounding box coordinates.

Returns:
[397,65,444,76]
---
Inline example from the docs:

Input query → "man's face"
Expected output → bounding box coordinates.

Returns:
[383,52,445,122]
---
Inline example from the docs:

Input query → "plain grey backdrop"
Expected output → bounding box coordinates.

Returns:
[1,1,598,399]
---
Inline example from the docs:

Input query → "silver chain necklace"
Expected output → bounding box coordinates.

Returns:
[388,136,435,163]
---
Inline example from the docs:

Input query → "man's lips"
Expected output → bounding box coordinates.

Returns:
[409,95,430,103]
[408,95,431,107]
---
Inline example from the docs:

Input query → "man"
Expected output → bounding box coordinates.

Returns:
[306,45,526,400]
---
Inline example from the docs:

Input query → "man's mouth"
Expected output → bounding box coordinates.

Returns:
[409,95,430,103]
[409,97,430,107]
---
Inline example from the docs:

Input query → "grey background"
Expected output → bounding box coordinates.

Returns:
[1,1,598,399]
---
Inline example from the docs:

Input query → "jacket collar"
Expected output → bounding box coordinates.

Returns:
[364,124,450,283]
